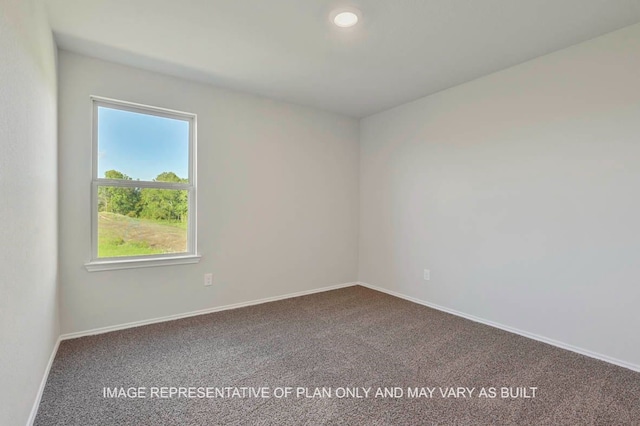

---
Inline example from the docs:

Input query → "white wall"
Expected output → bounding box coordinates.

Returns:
[359,23,640,368]
[0,0,59,424]
[58,51,359,334]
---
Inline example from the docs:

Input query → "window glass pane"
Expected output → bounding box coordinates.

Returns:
[97,106,189,182]
[97,185,188,258]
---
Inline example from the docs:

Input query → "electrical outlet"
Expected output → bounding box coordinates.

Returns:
[204,273,213,286]
[423,269,430,281]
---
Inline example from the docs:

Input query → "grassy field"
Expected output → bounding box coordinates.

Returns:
[98,212,187,258]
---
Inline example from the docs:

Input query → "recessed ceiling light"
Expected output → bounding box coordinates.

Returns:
[333,9,360,28]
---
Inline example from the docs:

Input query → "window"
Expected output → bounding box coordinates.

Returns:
[85,97,199,271]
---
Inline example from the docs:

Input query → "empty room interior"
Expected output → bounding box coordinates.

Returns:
[2,0,640,424]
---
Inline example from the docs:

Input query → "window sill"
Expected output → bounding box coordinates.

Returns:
[85,254,202,272]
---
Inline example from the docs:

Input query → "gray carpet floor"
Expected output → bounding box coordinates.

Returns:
[35,286,639,425]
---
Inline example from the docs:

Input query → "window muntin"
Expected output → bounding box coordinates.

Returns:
[91,97,196,263]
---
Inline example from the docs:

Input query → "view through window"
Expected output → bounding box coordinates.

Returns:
[92,98,196,260]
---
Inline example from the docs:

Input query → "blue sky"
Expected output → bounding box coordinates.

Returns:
[97,107,189,181]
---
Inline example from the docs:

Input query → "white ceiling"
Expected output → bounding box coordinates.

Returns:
[45,0,640,117]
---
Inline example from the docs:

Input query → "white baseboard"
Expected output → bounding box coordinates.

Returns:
[357,281,640,373]
[60,282,358,341]
[28,336,61,426]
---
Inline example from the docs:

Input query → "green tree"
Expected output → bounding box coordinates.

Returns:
[98,170,140,216]
[138,172,188,222]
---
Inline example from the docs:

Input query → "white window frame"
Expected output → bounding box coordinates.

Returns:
[85,96,200,271]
